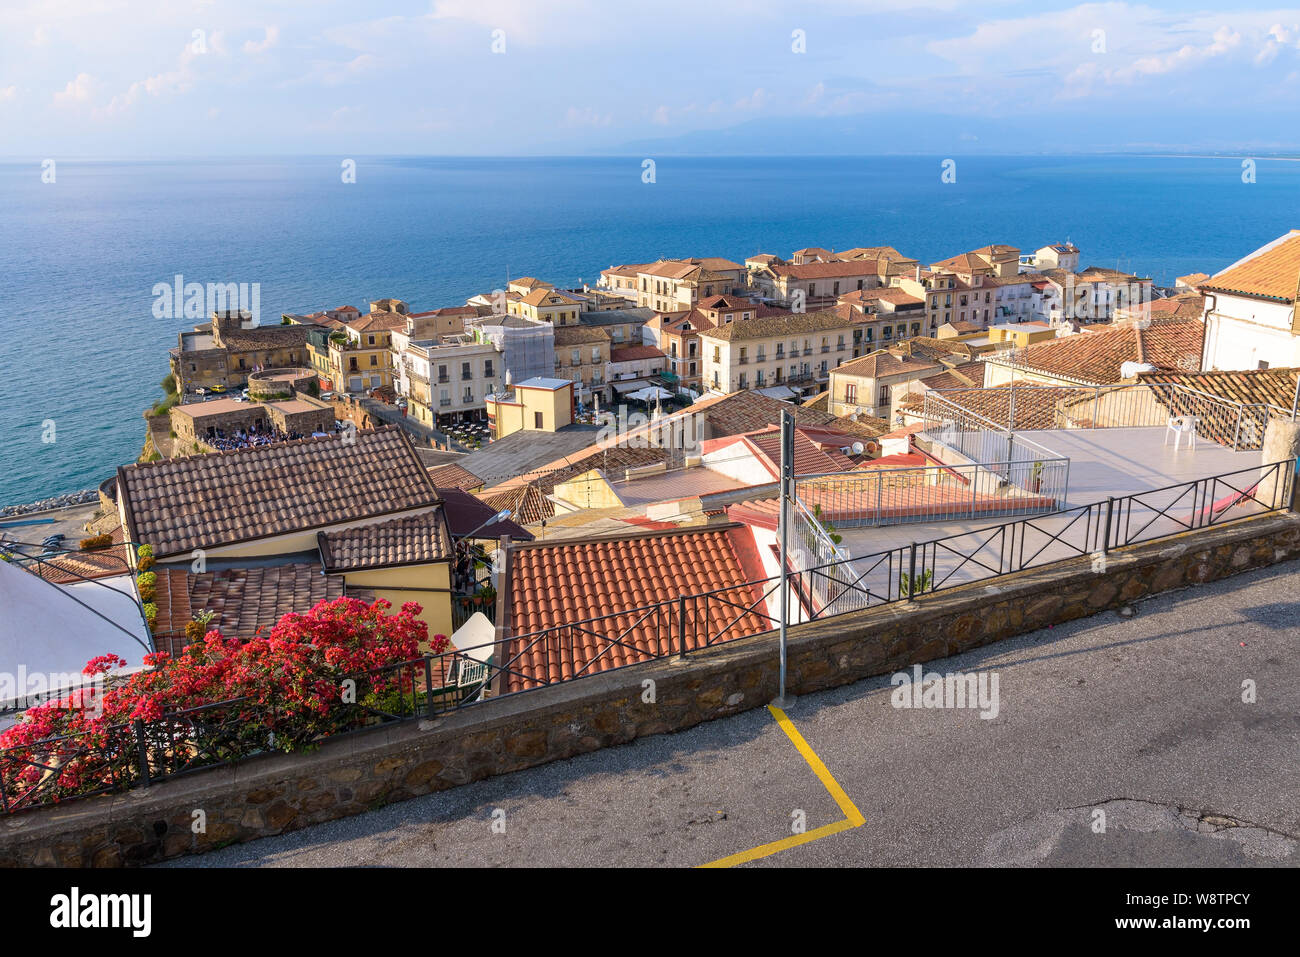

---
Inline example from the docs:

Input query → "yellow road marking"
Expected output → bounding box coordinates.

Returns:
[699,705,865,868]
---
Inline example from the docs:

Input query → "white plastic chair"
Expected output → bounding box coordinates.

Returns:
[1165,415,1198,451]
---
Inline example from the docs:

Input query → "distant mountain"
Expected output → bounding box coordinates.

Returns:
[606,109,1300,157]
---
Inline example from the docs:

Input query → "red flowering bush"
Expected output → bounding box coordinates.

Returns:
[0,597,448,811]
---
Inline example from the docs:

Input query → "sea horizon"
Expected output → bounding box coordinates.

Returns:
[1,152,1294,508]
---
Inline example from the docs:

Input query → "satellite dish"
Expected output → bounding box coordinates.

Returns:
[851,441,865,455]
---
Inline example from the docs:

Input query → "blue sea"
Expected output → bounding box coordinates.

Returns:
[1,153,1297,507]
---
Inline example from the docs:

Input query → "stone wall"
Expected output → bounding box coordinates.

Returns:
[4,511,1299,867]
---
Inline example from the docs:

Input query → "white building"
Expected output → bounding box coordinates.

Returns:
[1201,230,1300,371]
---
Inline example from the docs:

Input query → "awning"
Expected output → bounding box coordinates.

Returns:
[612,379,654,395]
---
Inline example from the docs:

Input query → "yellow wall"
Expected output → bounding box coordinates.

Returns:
[552,469,621,511]
[337,562,453,646]
[488,383,572,438]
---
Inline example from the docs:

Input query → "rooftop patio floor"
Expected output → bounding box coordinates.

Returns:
[826,427,1274,588]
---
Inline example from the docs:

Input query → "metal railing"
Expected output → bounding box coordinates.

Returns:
[792,455,1069,527]
[2,459,1293,814]
[920,382,1293,452]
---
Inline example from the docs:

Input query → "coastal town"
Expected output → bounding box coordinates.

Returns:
[4,228,1300,868]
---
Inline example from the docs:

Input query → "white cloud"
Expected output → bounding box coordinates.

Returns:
[0,86,17,102]
[53,73,96,105]
[243,25,280,55]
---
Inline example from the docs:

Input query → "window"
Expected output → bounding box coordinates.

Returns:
[571,348,581,365]
[591,347,601,362]
[438,365,448,382]
[461,362,471,380]
[463,386,473,402]
[833,282,840,296]
[484,360,494,378]
[739,347,748,364]
[370,355,378,366]
[808,284,816,297]
[739,373,748,389]
[845,383,857,403]
[878,386,889,405]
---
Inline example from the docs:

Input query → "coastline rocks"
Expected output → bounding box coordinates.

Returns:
[0,489,99,518]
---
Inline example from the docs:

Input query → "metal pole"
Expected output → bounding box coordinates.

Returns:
[776,409,794,706]
[1291,376,1300,421]
[1006,379,1017,463]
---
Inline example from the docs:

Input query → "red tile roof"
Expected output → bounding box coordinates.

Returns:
[609,344,667,363]
[728,476,1057,530]
[988,317,1203,385]
[703,426,857,478]
[500,524,770,692]
[426,462,483,491]
[1201,231,1300,301]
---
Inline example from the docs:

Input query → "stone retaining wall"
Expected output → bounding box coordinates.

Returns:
[4,512,1299,867]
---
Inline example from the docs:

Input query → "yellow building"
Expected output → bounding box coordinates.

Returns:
[485,377,575,439]
[509,287,585,326]
[328,311,407,393]
[987,321,1058,349]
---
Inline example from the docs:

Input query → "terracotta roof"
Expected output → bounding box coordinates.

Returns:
[152,567,194,638]
[705,426,858,478]
[1137,367,1299,410]
[1176,272,1210,286]
[609,344,667,363]
[501,524,770,691]
[834,246,915,263]
[699,310,854,342]
[478,484,552,527]
[118,427,438,559]
[912,360,985,392]
[426,462,483,491]
[771,260,883,280]
[988,317,1204,385]
[349,311,409,333]
[728,475,1056,530]
[553,326,610,346]
[519,287,580,308]
[318,510,452,572]
[901,385,1082,430]
[27,544,133,585]
[833,350,941,380]
[157,563,372,645]
[837,287,923,307]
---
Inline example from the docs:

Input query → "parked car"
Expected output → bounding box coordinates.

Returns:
[195,387,207,396]
[210,384,227,394]
[320,391,335,401]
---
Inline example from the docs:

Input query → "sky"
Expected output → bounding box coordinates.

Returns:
[3,0,1300,156]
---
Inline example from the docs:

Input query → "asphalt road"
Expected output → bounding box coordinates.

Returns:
[160,561,1300,868]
